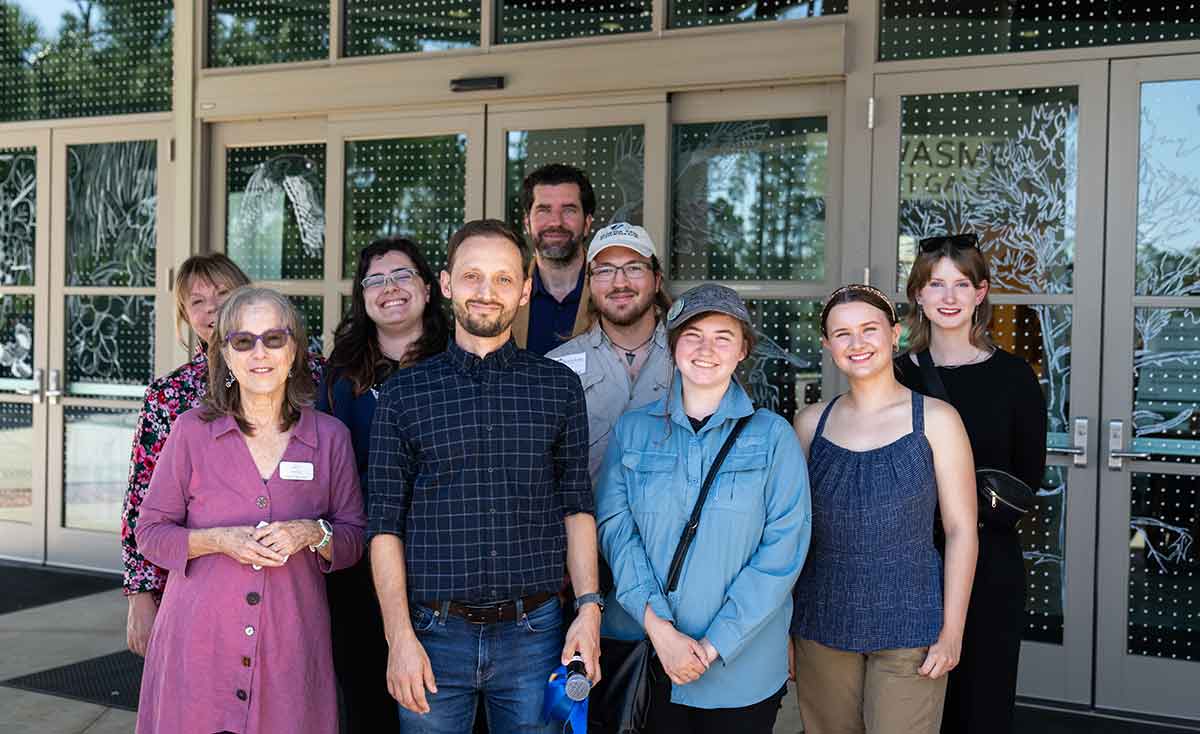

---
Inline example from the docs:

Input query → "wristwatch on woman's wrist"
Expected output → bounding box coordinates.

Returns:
[308,518,333,553]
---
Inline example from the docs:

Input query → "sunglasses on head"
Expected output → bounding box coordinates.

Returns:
[918,233,979,254]
[225,328,292,352]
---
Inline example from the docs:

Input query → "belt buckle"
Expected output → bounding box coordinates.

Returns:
[459,602,501,625]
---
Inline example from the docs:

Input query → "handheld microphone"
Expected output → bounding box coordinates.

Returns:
[564,654,591,701]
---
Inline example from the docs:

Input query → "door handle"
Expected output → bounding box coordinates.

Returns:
[46,368,63,404]
[14,368,43,403]
[1046,417,1088,467]
[1107,419,1149,470]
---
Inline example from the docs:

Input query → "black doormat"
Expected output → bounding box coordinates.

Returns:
[1016,704,1200,733]
[0,562,120,615]
[1,651,143,712]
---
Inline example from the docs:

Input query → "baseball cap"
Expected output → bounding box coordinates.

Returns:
[587,222,656,263]
[666,284,753,331]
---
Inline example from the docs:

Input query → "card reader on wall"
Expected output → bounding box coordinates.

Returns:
[451,76,505,92]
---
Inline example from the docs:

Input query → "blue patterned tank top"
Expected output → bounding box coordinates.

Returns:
[790,391,943,652]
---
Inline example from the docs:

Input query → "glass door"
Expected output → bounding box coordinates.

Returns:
[0,131,50,563]
[45,122,174,571]
[1096,54,1200,721]
[871,61,1110,705]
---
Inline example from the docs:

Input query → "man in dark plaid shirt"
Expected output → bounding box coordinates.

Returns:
[368,219,602,733]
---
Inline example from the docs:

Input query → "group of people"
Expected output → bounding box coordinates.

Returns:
[120,163,1046,734]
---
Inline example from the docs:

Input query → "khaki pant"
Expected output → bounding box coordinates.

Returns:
[793,638,948,734]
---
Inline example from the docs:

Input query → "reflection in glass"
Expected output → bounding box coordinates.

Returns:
[67,141,157,287]
[345,0,479,55]
[1128,472,1199,661]
[1131,308,1200,462]
[506,126,645,235]
[66,295,155,398]
[0,147,36,285]
[0,295,34,394]
[671,0,845,29]
[0,402,33,524]
[63,406,138,532]
[288,295,324,355]
[741,299,822,423]
[344,135,467,276]
[498,0,651,44]
[0,1,172,122]
[207,0,328,67]
[227,144,326,281]
[671,118,827,282]
[1135,80,1200,297]
[880,1,1200,61]
[1022,465,1066,644]
[898,87,1078,295]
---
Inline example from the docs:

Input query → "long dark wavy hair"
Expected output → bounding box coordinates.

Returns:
[326,237,450,403]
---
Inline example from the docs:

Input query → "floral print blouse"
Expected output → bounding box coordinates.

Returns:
[121,347,325,596]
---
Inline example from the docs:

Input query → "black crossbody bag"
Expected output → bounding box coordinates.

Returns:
[588,415,753,734]
[916,350,1036,530]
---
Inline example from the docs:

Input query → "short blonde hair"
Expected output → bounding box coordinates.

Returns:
[174,254,251,346]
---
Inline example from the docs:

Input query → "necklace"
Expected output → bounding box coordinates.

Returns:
[939,348,993,369]
[606,331,655,366]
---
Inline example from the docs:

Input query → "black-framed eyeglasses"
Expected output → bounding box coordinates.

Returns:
[361,267,419,291]
[589,262,653,283]
[918,233,979,254]
[225,328,293,352]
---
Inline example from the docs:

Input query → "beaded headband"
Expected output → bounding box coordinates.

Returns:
[820,284,899,334]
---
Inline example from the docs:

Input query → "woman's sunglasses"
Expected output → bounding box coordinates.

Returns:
[918,233,979,253]
[225,328,292,352]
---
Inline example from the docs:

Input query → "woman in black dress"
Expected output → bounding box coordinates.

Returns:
[896,234,1047,734]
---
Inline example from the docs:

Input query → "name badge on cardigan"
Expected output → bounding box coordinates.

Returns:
[279,461,314,481]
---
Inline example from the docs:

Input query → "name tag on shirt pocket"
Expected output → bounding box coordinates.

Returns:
[713,451,768,510]
[279,461,314,481]
[550,352,586,375]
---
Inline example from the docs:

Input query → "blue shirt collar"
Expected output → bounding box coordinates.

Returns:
[445,338,519,375]
[531,263,586,304]
[651,370,756,433]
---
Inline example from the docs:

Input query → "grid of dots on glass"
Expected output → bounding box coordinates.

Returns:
[0,401,34,523]
[670,0,846,29]
[1135,80,1200,297]
[739,299,823,423]
[0,295,35,390]
[288,295,325,356]
[344,135,468,277]
[1132,308,1200,462]
[207,0,329,67]
[63,406,140,533]
[1021,465,1066,644]
[879,1,1200,61]
[66,141,158,288]
[226,143,326,282]
[897,87,1078,295]
[0,147,37,287]
[65,295,156,397]
[0,1,172,122]
[671,118,828,282]
[498,0,652,44]
[505,126,645,236]
[1128,472,1199,661]
[344,0,480,55]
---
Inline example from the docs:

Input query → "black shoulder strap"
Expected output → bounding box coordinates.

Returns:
[665,414,753,593]
[916,349,951,403]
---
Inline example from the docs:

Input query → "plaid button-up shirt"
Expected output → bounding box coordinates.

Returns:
[367,338,592,602]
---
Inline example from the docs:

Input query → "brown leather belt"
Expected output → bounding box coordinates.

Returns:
[420,591,558,625]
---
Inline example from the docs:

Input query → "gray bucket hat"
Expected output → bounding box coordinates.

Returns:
[666,284,753,331]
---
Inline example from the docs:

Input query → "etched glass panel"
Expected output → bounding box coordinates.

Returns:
[898,87,1078,295]
[740,299,822,423]
[0,1,172,122]
[671,118,827,282]
[498,0,652,44]
[1135,80,1200,297]
[67,141,158,287]
[1131,308,1200,463]
[0,402,33,524]
[671,0,846,29]
[288,295,324,355]
[66,295,155,399]
[227,144,326,281]
[1128,471,1199,660]
[344,0,479,55]
[0,295,35,394]
[344,135,468,276]
[0,147,37,285]
[1023,465,1066,644]
[506,126,645,235]
[880,1,1200,61]
[207,0,329,67]
[63,406,138,532]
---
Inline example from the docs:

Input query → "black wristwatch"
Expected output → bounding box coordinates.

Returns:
[574,592,605,613]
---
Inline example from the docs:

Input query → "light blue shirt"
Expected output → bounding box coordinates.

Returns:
[596,376,812,709]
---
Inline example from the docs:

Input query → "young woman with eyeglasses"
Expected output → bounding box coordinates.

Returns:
[895,235,1047,734]
[316,237,450,732]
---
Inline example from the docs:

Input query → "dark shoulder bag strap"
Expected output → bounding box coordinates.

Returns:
[916,349,951,403]
[665,414,754,593]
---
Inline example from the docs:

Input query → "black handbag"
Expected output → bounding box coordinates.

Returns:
[588,415,753,734]
[916,350,1037,530]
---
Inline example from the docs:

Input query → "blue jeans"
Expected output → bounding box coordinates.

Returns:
[398,597,563,734]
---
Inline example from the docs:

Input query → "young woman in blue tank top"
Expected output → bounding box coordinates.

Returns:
[789,285,978,734]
